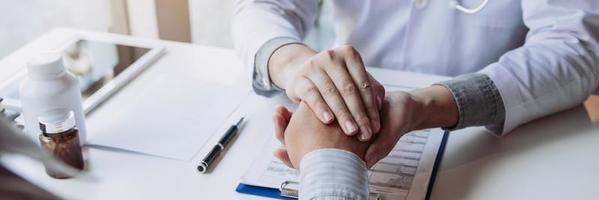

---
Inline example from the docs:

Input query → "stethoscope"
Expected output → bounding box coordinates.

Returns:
[449,0,489,14]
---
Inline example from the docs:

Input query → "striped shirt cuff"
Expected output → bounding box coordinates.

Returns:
[252,37,302,96]
[299,148,369,200]
[436,73,506,134]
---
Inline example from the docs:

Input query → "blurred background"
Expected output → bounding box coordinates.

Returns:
[0,0,334,60]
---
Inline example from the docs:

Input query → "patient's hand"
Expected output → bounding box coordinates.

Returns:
[273,102,368,168]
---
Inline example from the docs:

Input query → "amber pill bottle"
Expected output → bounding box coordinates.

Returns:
[38,109,84,179]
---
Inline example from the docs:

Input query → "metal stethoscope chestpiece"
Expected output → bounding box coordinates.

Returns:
[448,0,489,14]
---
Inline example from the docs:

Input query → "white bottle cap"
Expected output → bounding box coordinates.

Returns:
[38,109,76,134]
[26,52,66,80]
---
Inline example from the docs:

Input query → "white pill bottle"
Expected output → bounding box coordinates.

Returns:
[20,52,87,145]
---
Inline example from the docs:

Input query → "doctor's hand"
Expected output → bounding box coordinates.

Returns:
[272,102,369,168]
[268,44,385,141]
[364,86,458,167]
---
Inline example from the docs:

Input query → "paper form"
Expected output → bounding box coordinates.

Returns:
[240,83,446,199]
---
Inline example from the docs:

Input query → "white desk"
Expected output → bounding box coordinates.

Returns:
[1,28,599,200]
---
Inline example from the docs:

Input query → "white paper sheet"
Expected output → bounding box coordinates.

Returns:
[86,78,250,161]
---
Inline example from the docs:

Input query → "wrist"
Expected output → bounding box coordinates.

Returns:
[267,44,316,89]
[409,85,458,130]
[293,135,368,167]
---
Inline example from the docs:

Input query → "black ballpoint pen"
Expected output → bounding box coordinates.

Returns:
[197,117,244,173]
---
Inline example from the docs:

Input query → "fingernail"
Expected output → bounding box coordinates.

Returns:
[377,96,382,110]
[373,120,381,132]
[345,121,358,134]
[322,112,333,122]
[360,127,372,141]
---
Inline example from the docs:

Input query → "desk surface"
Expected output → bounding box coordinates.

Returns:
[1,28,598,200]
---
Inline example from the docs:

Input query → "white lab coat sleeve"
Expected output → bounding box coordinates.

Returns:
[479,0,599,135]
[231,0,318,94]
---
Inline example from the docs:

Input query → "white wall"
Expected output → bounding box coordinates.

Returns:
[0,0,111,59]
[188,0,234,48]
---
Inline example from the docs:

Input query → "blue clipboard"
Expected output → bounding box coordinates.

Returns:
[236,131,449,199]
[235,183,295,200]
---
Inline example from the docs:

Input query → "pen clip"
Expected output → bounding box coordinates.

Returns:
[279,180,299,198]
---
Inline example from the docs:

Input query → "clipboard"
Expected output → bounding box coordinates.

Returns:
[236,180,299,199]
[236,131,450,199]
[235,183,295,200]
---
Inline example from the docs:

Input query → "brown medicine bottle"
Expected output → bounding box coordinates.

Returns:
[38,109,84,179]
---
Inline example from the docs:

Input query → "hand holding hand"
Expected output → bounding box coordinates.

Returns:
[271,93,420,168]
[273,86,458,168]
[269,44,385,141]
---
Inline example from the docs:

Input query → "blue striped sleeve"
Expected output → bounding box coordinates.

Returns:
[299,149,369,199]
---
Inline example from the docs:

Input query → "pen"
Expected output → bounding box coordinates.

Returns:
[197,117,245,173]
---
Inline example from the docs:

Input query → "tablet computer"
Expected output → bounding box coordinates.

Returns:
[0,37,165,119]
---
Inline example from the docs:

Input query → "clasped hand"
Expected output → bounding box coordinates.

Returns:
[273,91,426,168]
[269,44,386,141]
[270,44,457,168]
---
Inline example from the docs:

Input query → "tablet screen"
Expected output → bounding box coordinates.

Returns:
[0,39,161,120]
[63,39,150,99]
